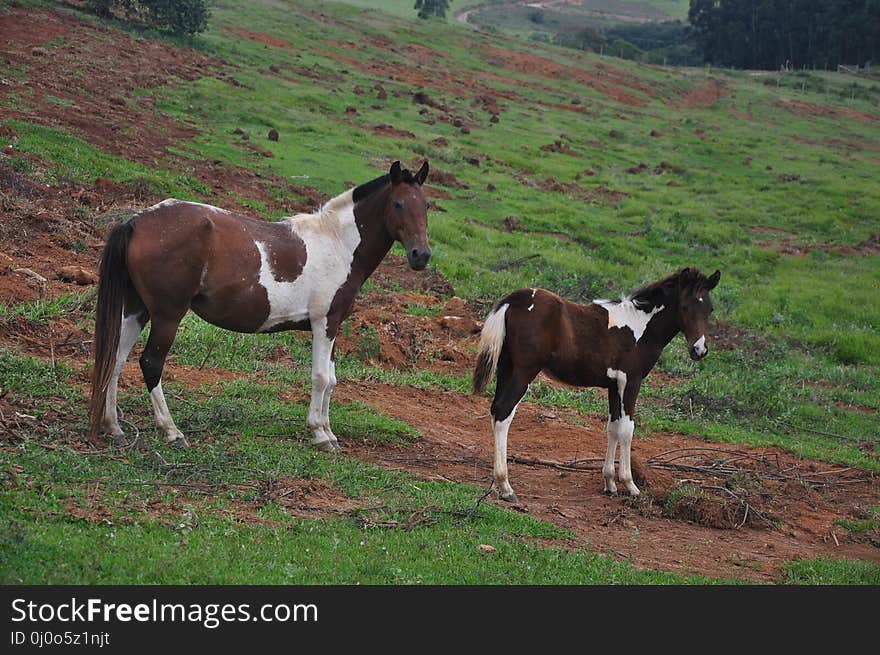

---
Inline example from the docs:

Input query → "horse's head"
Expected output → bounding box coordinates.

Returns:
[674,267,721,360]
[385,160,431,270]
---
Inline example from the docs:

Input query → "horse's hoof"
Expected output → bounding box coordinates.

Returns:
[603,489,618,497]
[501,492,519,504]
[314,440,336,453]
[169,436,190,447]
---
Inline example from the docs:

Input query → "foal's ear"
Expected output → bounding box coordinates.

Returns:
[389,161,403,185]
[706,269,721,290]
[415,160,429,185]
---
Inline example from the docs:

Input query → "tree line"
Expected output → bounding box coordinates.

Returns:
[688,0,880,70]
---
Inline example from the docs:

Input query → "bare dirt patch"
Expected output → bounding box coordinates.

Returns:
[680,78,720,109]
[339,382,880,582]
[776,97,878,124]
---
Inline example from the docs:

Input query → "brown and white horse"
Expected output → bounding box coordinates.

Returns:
[89,161,431,451]
[473,267,721,502]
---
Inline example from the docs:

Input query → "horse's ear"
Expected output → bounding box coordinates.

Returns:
[707,269,721,290]
[390,161,403,185]
[415,160,429,185]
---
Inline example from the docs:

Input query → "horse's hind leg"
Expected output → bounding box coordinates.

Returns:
[139,312,187,446]
[102,308,148,440]
[490,355,538,503]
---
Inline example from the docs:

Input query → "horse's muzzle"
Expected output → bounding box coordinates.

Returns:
[407,245,432,271]
[690,335,708,360]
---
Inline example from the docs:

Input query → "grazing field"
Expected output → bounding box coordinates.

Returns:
[1,0,879,584]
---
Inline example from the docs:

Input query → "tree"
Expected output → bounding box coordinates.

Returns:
[688,0,879,69]
[414,0,450,19]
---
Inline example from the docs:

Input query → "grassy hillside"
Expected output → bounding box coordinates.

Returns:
[1,0,879,584]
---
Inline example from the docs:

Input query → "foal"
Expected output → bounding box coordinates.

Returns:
[473,267,721,502]
[89,161,431,451]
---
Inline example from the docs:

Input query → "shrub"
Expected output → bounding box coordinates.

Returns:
[84,0,210,35]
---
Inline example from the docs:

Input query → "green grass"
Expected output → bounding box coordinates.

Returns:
[1,0,879,584]
[782,557,880,585]
[0,354,720,585]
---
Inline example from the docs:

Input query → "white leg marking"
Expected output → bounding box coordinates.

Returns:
[149,381,186,444]
[615,415,639,496]
[603,418,619,495]
[605,368,639,495]
[102,313,143,436]
[493,404,519,501]
[321,357,338,445]
[308,317,336,451]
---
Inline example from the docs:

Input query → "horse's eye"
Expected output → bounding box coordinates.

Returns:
[394,200,404,210]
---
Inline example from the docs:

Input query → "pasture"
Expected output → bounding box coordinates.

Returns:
[1,0,879,584]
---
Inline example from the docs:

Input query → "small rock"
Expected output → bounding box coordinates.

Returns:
[478,544,496,553]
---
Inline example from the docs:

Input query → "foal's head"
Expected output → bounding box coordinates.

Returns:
[673,268,721,360]
[385,160,431,270]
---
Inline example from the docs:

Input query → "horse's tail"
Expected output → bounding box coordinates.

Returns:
[88,221,134,440]
[472,302,509,395]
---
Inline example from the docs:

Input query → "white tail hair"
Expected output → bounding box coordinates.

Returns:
[472,304,509,394]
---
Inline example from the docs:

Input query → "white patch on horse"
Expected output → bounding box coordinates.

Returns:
[594,298,663,342]
[692,334,707,357]
[527,304,534,312]
[149,381,185,443]
[531,288,537,298]
[493,403,519,500]
[606,368,628,417]
[256,190,360,331]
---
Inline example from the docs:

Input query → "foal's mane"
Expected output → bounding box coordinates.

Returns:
[627,268,713,310]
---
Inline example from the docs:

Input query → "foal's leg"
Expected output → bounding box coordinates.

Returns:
[618,382,642,496]
[490,358,537,503]
[102,310,148,439]
[139,312,187,446]
[603,387,621,497]
[604,376,641,496]
[307,316,338,453]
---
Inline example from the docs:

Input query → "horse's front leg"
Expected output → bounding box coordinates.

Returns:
[307,317,338,452]
[605,371,642,496]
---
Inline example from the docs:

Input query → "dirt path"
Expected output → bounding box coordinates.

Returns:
[336,381,879,582]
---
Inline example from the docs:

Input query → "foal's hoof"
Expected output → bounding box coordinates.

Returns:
[314,439,337,453]
[603,489,618,497]
[500,492,519,504]
[169,436,190,448]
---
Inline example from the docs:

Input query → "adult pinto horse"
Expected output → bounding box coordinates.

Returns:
[89,161,431,452]
[473,267,721,502]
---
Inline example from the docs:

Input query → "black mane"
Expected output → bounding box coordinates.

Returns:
[628,268,712,311]
[352,167,418,203]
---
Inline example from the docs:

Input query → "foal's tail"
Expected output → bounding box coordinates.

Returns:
[88,221,134,440]
[472,303,509,394]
